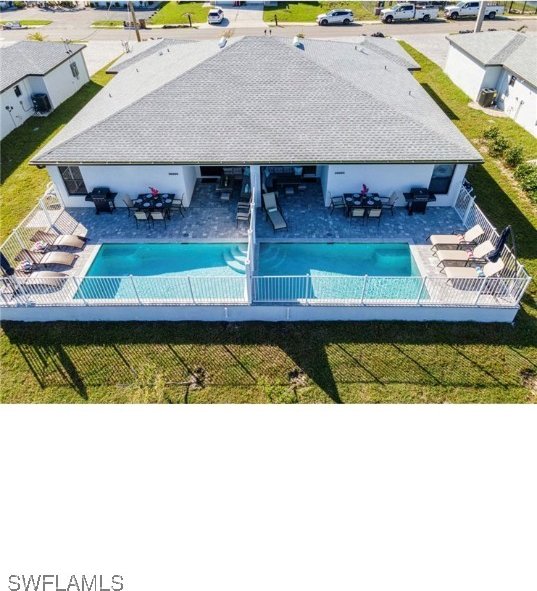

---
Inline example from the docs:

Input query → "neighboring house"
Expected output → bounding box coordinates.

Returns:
[0,41,89,140]
[88,1,160,8]
[31,36,481,209]
[444,31,537,137]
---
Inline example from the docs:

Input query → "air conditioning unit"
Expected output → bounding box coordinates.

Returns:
[32,93,52,114]
[478,88,497,108]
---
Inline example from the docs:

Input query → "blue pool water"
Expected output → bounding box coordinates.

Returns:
[256,242,423,301]
[76,243,247,300]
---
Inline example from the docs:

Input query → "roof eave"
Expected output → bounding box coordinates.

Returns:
[30,157,484,167]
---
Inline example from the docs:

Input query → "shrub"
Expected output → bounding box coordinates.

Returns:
[514,163,537,201]
[504,146,525,168]
[27,32,46,41]
[514,162,535,181]
[489,135,510,157]
[483,126,500,140]
[13,1,25,8]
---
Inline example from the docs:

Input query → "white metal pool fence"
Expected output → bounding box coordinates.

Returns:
[0,183,531,310]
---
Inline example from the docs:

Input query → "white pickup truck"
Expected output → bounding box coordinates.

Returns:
[444,2,504,19]
[380,3,439,23]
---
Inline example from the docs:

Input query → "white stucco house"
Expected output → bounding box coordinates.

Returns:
[444,31,537,137]
[0,41,89,140]
[31,36,481,210]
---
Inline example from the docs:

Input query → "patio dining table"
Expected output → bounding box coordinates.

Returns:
[135,193,175,216]
[344,194,382,215]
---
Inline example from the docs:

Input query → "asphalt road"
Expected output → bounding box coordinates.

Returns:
[1,5,536,42]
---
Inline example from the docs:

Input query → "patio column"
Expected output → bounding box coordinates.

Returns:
[249,165,262,207]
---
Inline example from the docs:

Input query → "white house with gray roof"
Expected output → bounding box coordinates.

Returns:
[31,36,481,210]
[445,31,537,137]
[0,41,89,140]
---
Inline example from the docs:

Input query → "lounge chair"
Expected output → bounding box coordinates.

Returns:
[429,224,484,251]
[52,235,85,249]
[24,271,67,288]
[262,192,287,232]
[39,251,77,268]
[444,259,505,280]
[435,240,494,269]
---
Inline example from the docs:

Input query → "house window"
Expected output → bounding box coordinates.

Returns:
[429,164,455,194]
[70,62,79,78]
[14,85,21,97]
[509,75,516,87]
[59,166,87,195]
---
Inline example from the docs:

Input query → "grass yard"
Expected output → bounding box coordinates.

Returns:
[263,2,378,23]
[0,64,114,243]
[0,20,52,26]
[149,1,209,25]
[0,43,536,404]
[92,20,124,28]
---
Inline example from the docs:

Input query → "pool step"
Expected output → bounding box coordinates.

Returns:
[223,249,246,274]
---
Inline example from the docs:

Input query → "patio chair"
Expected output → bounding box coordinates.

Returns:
[262,192,287,232]
[169,194,185,218]
[444,258,505,280]
[52,235,85,250]
[93,196,115,215]
[39,251,77,268]
[379,192,399,216]
[329,193,346,215]
[367,208,382,226]
[123,195,137,217]
[150,211,167,228]
[349,207,366,225]
[134,211,150,228]
[429,224,484,252]
[435,240,495,269]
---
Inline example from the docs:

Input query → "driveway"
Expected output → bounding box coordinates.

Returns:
[200,2,265,30]
[395,33,450,68]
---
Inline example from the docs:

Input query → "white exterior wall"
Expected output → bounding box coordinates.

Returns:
[324,163,467,207]
[49,165,200,207]
[0,52,89,140]
[1,304,519,324]
[444,46,501,100]
[496,70,537,137]
[42,52,89,110]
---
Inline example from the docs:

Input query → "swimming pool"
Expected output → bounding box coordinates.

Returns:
[76,243,248,301]
[256,242,423,301]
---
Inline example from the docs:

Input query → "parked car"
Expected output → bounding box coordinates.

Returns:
[444,2,504,19]
[2,21,28,30]
[207,7,224,25]
[316,9,354,26]
[380,3,439,23]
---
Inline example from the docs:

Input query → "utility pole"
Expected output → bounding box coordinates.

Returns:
[128,1,141,42]
[474,1,486,33]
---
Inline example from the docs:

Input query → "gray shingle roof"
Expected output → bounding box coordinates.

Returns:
[447,31,537,87]
[106,38,195,74]
[0,41,85,92]
[32,36,482,166]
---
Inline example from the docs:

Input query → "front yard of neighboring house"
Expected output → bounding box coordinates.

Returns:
[263,2,379,23]
[148,1,209,25]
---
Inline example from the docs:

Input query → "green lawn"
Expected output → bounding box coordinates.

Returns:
[0,64,114,243]
[1,44,536,404]
[149,1,209,25]
[0,19,52,26]
[92,20,124,28]
[263,2,378,23]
